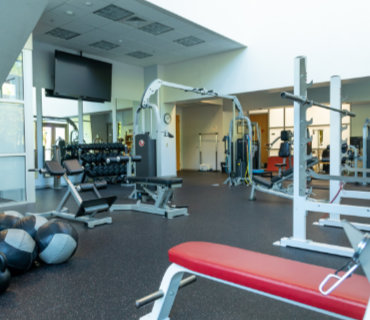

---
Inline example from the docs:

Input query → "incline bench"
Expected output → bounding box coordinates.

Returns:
[138,241,370,319]
[110,176,188,219]
[28,160,116,228]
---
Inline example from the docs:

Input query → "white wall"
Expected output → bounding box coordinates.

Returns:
[150,0,370,101]
[351,103,370,137]
[180,103,226,170]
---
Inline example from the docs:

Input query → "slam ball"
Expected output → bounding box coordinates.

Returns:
[14,215,48,239]
[0,229,37,273]
[0,252,11,293]
[36,220,78,264]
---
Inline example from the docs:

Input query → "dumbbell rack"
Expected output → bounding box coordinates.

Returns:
[63,143,128,183]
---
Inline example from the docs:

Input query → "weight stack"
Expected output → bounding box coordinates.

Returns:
[135,133,156,177]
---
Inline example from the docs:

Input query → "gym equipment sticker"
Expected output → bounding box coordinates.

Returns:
[139,139,145,147]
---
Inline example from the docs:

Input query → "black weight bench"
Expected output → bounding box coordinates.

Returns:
[27,160,116,228]
[250,158,318,200]
[110,176,188,219]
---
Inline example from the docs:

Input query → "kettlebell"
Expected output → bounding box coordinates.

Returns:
[0,252,11,293]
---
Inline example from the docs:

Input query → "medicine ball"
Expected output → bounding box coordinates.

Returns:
[36,220,78,264]
[0,229,37,273]
[3,211,24,219]
[0,252,11,293]
[0,214,20,232]
[14,215,48,239]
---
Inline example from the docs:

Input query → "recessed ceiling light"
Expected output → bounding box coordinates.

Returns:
[65,10,74,16]
[174,36,205,47]
[94,4,134,21]
[46,27,80,40]
[118,39,123,43]
[121,15,148,28]
[126,51,153,59]
[139,22,173,35]
[85,1,92,6]
[89,40,119,50]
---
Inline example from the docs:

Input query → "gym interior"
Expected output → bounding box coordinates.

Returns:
[0,1,370,319]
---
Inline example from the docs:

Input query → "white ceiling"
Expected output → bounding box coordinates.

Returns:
[33,0,245,66]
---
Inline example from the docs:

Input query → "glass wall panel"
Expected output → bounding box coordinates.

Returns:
[0,157,25,202]
[0,54,23,100]
[0,103,25,153]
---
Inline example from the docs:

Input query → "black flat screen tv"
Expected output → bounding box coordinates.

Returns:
[53,50,112,102]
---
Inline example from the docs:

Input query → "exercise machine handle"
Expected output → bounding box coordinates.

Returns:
[319,263,359,295]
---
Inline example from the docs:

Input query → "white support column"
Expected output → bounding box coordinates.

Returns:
[23,39,36,202]
[292,56,309,239]
[78,98,84,144]
[329,76,342,219]
[112,100,117,143]
[36,86,43,169]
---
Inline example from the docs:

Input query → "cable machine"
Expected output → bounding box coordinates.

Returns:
[135,79,252,178]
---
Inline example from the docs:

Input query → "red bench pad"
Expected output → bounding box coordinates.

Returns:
[169,242,370,319]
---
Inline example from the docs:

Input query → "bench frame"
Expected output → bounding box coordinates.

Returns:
[110,179,188,219]
[140,262,369,320]
[27,160,115,228]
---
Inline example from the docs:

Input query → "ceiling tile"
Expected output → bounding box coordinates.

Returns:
[33,0,245,67]
[61,21,96,34]
[49,2,88,19]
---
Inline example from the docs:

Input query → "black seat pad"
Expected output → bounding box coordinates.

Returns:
[45,161,66,176]
[253,176,273,188]
[63,159,84,175]
[75,196,116,217]
[127,176,183,187]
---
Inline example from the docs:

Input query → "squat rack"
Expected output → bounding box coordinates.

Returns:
[137,79,253,179]
[276,56,370,257]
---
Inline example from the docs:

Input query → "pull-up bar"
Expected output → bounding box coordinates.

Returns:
[281,91,356,117]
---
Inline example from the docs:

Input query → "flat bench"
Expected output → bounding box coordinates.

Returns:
[140,241,370,319]
[110,176,188,219]
[127,176,183,187]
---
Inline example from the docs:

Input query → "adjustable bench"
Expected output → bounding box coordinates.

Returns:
[27,160,116,228]
[250,158,318,201]
[138,241,370,320]
[110,176,188,219]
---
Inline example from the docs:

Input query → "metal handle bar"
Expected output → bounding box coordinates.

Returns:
[281,92,355,117]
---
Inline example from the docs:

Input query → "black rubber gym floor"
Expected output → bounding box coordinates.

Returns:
[0,171,367,320]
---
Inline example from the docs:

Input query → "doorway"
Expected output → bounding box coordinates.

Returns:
[250,113,268,167]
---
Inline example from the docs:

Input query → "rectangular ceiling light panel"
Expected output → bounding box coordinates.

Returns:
[126,51,153,59]
[174,36,205,47]
[139,22,173,35]
[94,4,134,21]
[89,40,119,50]
[46,27,81,40]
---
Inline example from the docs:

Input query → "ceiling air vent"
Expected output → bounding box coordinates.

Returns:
[126,51,153,59]
[94,4,134,21]
[46,27,80,40]
[139,22,173,35]
[89,40,119,50]
[174,36,205,47]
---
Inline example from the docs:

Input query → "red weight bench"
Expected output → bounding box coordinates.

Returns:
[139,242,370,319]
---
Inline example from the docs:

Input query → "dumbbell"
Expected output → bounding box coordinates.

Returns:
[0,252,11,294]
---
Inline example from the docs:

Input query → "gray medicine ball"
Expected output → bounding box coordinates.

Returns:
[0,229,37,273]
[36,220,78,264]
